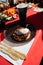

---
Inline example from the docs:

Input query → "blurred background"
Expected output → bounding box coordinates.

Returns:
[0,0,41,3]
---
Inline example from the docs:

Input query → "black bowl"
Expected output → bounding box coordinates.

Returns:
[5,21,35,43]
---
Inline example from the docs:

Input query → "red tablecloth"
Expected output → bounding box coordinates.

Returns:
[22,30,43,65]
[0,56,13,65]
[0,7,43,65]
[0,30,43,65]
[0,31,4,41]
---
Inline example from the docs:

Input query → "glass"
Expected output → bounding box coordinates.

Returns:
[16,3,28,26]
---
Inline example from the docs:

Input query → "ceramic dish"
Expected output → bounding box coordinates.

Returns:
[4,22,35,43]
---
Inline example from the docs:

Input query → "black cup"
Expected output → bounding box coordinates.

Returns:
[18,7,27,22]
[16,3,28,26]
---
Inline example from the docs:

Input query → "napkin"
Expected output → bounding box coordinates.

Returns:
[34,7,43,12]
[0,38,34,65]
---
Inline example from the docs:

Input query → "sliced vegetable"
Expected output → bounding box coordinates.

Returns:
[6,16,12,20]
[0,13,2,16]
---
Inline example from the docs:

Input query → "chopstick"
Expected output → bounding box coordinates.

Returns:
[1,43,26,60]
[0,47,19,60]
[0,45,19,58]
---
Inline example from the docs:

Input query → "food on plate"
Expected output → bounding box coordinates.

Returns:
[3,8,16,15]
[6,16,12,20]
[0,12,12,21]
[12,27,31,41]
[3,8,18,19]
[3,15,8,18]
[0,12,2,16]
